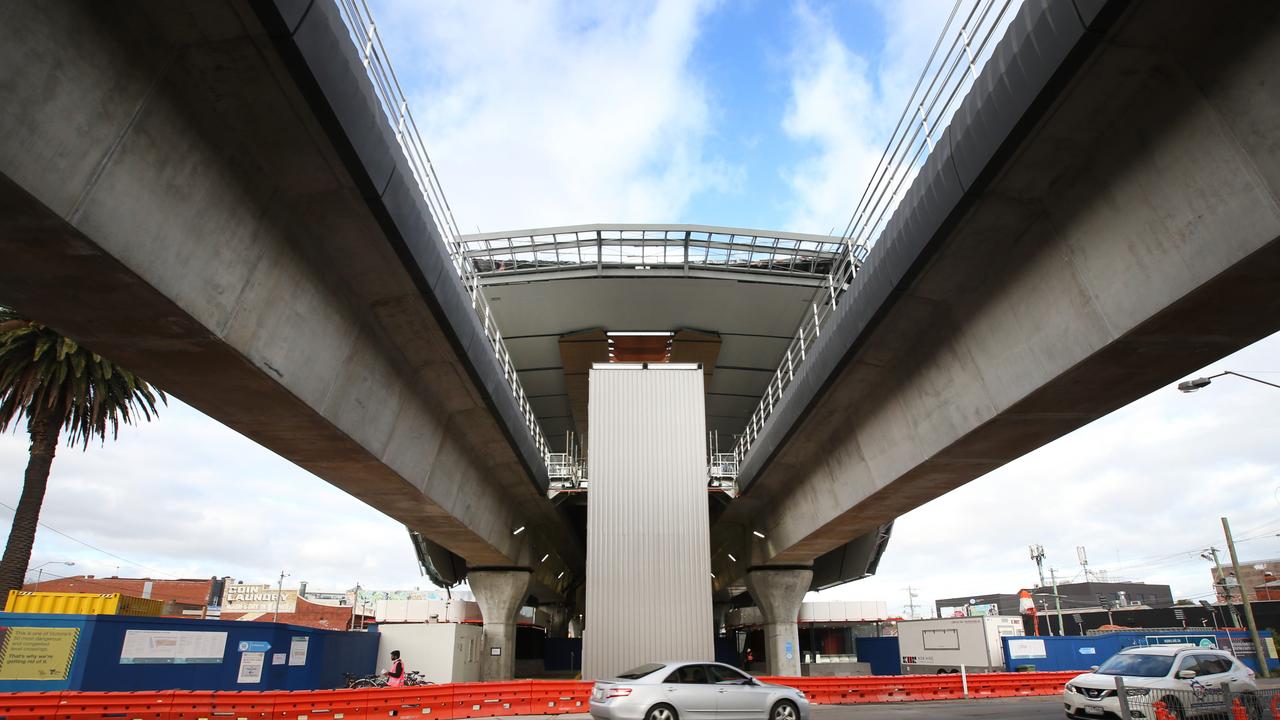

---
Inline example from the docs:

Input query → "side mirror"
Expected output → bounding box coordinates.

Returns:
[1089,666,1099,672]
[1177,670,1197,680]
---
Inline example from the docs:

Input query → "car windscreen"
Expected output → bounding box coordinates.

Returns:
[1095,654,1176,678]
[616,664,666,680]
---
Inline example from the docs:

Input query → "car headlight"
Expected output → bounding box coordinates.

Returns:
[1125,688,1150,697]
[1065,685,1078,694]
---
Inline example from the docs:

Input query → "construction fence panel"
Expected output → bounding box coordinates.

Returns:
[1121,683,1278,720]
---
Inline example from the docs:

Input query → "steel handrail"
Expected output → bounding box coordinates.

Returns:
[732,0,1024,472]
[333,0,551,468]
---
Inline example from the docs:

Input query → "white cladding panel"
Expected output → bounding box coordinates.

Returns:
[583,366,713,679]
[375,623,483,684]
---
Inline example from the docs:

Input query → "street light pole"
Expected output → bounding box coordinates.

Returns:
[1203,547,1243,627]
[1222,517,1270,678]
[29,561,76,590]
[1178,371,1280,393]
[273,570,290,623]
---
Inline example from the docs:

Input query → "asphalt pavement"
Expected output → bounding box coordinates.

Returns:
[519,696,1066,720]
[811,697,1063,719]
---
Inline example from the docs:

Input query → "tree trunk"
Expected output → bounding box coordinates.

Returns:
[0,411,60,597]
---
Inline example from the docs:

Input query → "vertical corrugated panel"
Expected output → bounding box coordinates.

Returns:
[583,366,713,680]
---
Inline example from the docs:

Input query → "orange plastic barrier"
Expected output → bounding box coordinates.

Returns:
[758,671,1077,704]
[364,684,454,720]
[526,681,592,715]
[0,692,67,720]
[55,690,178,720]
[0,670,1081,719]
[274,688,370,720]
[452,681,535,718]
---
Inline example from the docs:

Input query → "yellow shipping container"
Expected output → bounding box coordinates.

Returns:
[4,590,164,617]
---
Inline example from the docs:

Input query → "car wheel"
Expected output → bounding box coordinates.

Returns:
[647,704,678,720]
[771,700,799,720]
[1159,696,1186,720]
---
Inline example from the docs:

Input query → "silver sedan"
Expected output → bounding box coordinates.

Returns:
[589,661,811,720]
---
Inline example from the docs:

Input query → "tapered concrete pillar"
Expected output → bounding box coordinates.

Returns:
[469,569,531,680]
[745,568,812,677]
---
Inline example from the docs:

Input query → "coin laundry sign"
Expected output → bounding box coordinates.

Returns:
[222,585,297,614]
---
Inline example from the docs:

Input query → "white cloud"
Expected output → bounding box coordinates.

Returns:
[0,400,419,593]
[371,0,739,231]
[779,0,1010,235]
[815,331,1280,617]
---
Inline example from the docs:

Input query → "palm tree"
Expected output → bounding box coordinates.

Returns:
[0,308,165,597]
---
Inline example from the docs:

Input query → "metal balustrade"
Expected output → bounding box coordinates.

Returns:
[731,0,1025,475]
[332,0,1025,488]
[333,0,551,469]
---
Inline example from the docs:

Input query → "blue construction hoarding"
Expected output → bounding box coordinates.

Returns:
[1002,631,1280,673]
[0,612,377,692]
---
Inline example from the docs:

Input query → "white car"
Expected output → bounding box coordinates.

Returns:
[589,661,810,720]
[1063,645,1257,719]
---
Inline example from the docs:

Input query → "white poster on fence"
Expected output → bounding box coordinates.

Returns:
[1007,638,1047,659]
[120,630,227,664]
[288,636,309,666]
[237,651,265,683]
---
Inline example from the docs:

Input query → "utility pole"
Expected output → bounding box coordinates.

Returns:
[1223,517,1270,678]
[903,586,919,619]
[1030,545,1047,590]
[273,570,290,623]
[1204,547,1243,627]
[1050,568,1065,636]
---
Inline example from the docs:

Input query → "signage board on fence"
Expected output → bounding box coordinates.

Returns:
[1008,638,1047,659]
[288,636,309,666]
[237,651,265,684]
[222,585,297,614]
[120,629,227,664]
[0,626,79,680]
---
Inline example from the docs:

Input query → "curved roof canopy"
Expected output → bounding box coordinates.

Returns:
[461,223,849,287]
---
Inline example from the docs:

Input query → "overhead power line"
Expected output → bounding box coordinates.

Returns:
[0,500,178,580]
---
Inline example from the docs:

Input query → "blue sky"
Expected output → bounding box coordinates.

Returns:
[3,0,1279,618]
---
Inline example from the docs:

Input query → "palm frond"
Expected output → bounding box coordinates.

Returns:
[0,310,166,448]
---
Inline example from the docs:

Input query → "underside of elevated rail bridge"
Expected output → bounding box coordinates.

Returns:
[2,0,1279,680]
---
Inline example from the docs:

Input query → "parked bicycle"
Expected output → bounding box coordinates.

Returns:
[344,672,386,689]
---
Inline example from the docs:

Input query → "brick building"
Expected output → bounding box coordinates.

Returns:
[23,575,364,630]
[26,575,218,606]
[1211,558,1279,603]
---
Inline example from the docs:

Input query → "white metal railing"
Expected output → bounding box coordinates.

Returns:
[732,0,1024,470]
[332,0,551,469]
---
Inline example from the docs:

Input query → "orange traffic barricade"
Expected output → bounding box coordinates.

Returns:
[55,691,176,720]
[273,688,370,720]
[0,692,67,720]
[364,684,455,720]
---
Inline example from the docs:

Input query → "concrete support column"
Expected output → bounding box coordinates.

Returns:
[569,614,584,639]
[469,569,531,680]
[745,568,812,677]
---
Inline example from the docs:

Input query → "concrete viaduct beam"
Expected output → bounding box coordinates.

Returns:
[714,0,1280,575]
[0,1,581,594]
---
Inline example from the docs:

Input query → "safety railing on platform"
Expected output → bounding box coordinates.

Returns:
[332,0,551,470]
[1109,679,1275,720]
[732,0,1025,473]
[0,672,1079,719]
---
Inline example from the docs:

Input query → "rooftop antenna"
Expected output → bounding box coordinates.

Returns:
[1030,544,1047,589]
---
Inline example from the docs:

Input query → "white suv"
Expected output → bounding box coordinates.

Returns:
[1063,645,1257,719]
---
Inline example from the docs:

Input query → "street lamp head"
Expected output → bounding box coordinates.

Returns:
[1178,377,1212,393]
